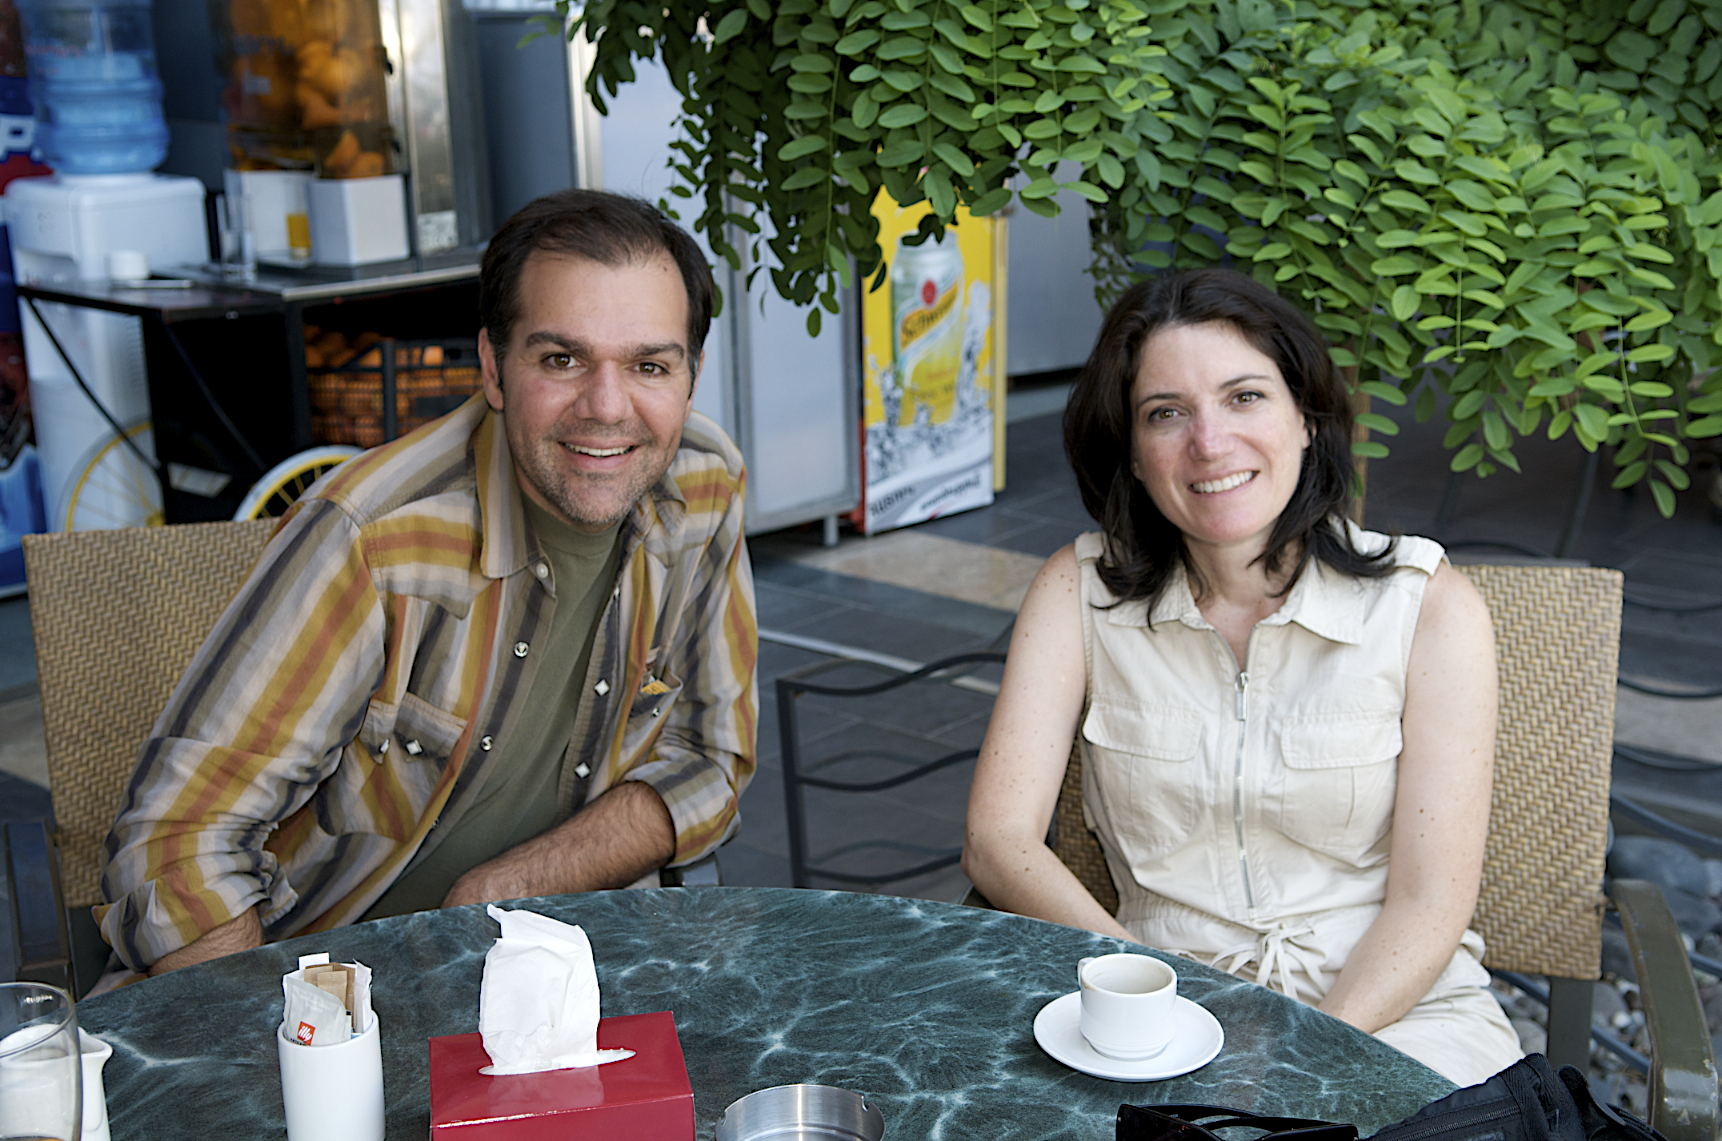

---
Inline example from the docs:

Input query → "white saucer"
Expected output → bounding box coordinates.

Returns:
[1033,992,1224,1081]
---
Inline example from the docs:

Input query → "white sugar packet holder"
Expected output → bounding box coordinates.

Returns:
[278,952,383,1141]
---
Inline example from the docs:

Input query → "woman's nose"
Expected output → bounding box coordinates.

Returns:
[1186,409,1231,458]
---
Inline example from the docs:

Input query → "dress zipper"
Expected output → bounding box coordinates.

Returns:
[1233,668,1256,912]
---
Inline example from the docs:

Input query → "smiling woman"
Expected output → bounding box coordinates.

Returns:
[962,267,1524,1087]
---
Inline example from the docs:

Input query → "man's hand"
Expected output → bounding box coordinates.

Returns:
[148,906,263,976]
[441,781,677,908]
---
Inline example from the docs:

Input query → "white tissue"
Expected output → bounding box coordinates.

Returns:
[477,904,634,1076]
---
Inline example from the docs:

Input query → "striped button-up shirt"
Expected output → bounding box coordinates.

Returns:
[98,396,757,970]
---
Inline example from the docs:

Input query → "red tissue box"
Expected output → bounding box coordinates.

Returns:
[429,1011,694,1140]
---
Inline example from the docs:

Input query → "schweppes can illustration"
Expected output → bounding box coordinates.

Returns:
[890,234,964,426]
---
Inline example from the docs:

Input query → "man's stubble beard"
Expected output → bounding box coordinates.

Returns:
[495,362,677,532]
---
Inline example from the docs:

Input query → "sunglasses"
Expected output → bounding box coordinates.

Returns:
[1118,1103,1360,1141]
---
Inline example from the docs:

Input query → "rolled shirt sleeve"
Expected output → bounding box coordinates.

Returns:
[96,500,385,970]
[619,458,757,866]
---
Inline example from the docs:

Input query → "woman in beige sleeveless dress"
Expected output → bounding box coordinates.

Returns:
[962,268,1522,1086]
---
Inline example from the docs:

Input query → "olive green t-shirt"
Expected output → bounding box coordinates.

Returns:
[361,499,624,919]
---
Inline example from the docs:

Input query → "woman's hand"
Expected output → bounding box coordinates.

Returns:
[963,545,1138,942]
[1317,560,1498,1033]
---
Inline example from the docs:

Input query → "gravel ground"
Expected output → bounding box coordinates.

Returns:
[1490,851,1722,1117]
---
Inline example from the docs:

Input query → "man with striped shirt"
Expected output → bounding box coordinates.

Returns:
[97,190,757,975]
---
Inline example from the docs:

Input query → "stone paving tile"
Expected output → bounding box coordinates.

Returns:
[0,597,36,694]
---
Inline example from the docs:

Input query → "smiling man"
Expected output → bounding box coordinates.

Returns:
[98,191,757,976]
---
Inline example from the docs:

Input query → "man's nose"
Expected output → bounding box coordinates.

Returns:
[574,364,630,422]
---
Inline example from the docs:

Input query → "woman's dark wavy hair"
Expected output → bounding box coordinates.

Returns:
[1063,266,1395,607]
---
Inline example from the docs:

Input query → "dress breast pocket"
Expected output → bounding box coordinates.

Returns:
[1081,700,1204,864]
[1275,710,1401,860]
[315,692,467,839]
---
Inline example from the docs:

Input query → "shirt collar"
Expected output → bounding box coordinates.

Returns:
[474,407,689,580]
[1126,552,1366,645]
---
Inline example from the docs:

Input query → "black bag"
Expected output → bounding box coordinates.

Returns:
[1364,1055,1662,1141]
[1118,1056,1665,1141]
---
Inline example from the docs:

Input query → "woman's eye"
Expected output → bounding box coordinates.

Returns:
[1145,406,1177,423]
[1234,390,1262,404]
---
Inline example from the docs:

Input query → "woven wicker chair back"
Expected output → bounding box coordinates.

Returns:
[21,519,276,908]
[1049,562,1619,982]
[1460,563,1619,979]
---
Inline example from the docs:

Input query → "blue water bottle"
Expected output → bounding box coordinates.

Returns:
[15,0,170,175]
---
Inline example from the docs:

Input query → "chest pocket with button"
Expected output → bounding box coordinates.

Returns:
[1081,699,1204,865]
[627,662,683,731]
[315,692,469,840]
[1273,710,1401,861]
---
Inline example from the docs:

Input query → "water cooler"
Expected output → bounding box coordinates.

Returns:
[5,0,208,531]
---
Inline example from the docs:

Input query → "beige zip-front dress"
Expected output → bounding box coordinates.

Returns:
[1074,528,1522,1086]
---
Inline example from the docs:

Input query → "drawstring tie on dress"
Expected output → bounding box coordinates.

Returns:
[1212,921,1327,1004]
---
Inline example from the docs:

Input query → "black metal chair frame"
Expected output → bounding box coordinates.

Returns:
[777,651,1005,890]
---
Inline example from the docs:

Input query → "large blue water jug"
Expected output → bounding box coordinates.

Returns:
[15,0,169,175]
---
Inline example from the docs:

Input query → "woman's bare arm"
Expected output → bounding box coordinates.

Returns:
[963,545,1137,941]
[1318,561,1498,1032]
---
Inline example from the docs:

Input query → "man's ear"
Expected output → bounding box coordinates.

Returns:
[479,328,505,413]
[687,350,704,408]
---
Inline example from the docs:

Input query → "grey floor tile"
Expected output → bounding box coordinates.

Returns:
[0,598,36,694]
[985,520,1086,560]
[913,508,1040,547]
[716,841,793,889]
[0,772,51,823]
[755,581,855,630]
[788,607,996,664]
[797,675,996,739]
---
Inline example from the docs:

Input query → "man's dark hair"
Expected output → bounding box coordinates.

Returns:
[1063,266,1395,609]
[479,189,715,373]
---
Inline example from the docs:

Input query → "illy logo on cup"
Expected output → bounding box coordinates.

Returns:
[1077,954,1178,1061]
[296,1022,316,1045]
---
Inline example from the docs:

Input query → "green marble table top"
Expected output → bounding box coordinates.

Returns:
[76,887,1455,1139]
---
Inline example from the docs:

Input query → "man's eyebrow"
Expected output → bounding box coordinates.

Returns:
[520,331,687,361]
[1134,373,1273,407]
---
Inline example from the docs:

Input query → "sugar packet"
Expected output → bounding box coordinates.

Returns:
[281,952,376,1046]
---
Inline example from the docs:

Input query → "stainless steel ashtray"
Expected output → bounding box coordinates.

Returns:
[715,1083,886,1141]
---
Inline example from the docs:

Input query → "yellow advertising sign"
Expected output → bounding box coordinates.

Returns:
[860,194,1000,533]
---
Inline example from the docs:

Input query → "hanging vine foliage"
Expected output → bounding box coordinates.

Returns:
[562,0,1722,512]
[563,0,1170,336]
[1087,0,1722,514]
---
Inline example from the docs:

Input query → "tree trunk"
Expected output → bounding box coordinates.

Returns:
[1345,360,1367,526]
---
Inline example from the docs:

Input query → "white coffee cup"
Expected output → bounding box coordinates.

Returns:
[277,1014,384,1141]
[1077,953,1178,1060]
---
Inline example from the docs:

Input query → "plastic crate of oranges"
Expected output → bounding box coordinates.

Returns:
[305,327,481,448]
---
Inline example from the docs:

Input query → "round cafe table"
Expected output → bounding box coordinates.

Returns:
[76,888,1455,1139]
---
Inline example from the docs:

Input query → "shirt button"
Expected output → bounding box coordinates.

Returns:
[594,679,610,696]
[574,762,590,778]
[405,739,423,756]
[480,735,493,751]
[514,641,529,658]
[377,739,389,755]
[534,562,549,578]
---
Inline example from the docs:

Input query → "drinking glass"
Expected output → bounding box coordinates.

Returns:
[0,982,82,1141]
